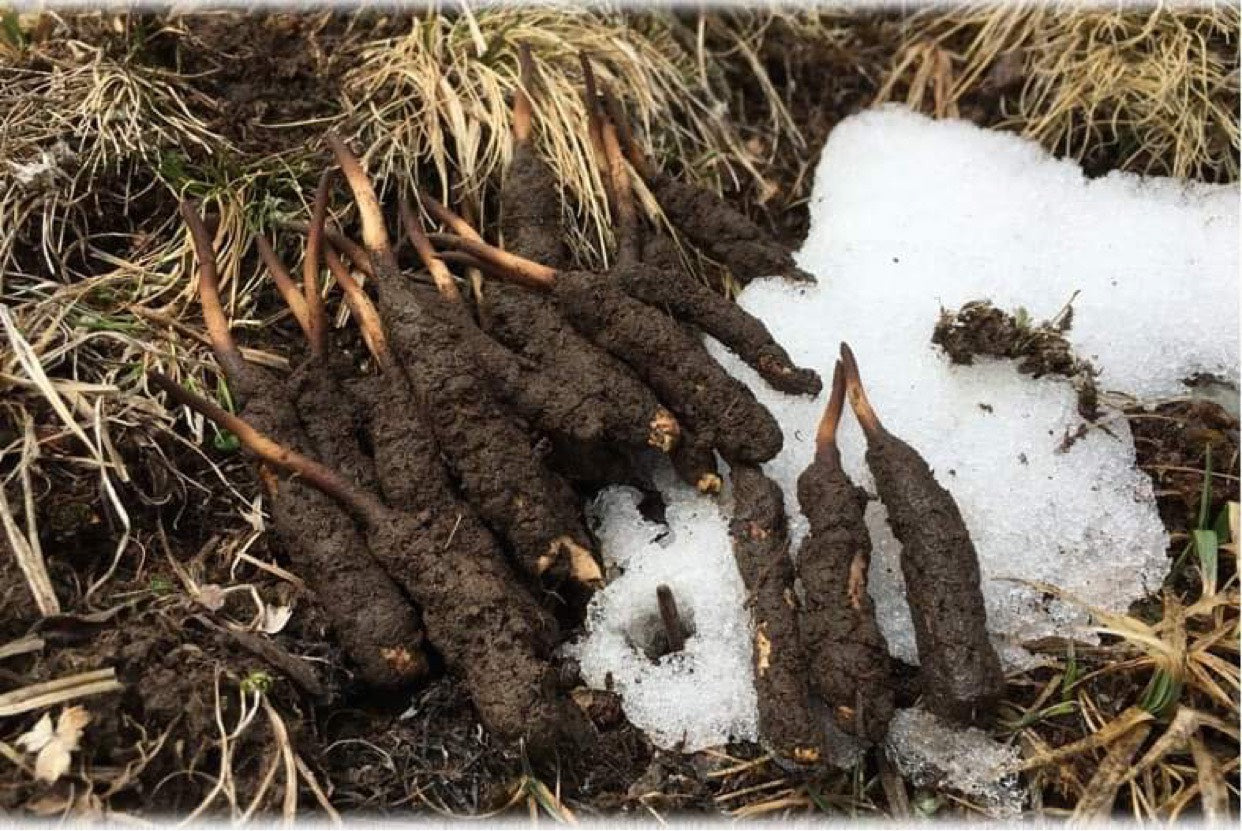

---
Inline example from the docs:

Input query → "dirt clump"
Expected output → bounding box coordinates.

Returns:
[1128,398,1240,532]
[795,363,895,743]
[841,344,1004,725]
[728,464,822,764]
[932,299,1100,419]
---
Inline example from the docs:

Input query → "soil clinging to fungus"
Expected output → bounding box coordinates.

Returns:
[729,463,822,764]
[795,361,894,743]
[148,373,595,755]
[180,200,427,690]
[840,343,1004,725]
[326,133,602,589]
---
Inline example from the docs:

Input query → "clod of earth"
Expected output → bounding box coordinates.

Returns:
[728,463,823,764]
[840,344,1004,725]
[795,361,894,743]
[932,299,1100,419]
[179,200,428,690]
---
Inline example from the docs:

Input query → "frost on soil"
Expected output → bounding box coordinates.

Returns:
[570,106,1238,753]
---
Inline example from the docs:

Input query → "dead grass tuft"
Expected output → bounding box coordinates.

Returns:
[338,4,800,267]
[878,3,1240,181]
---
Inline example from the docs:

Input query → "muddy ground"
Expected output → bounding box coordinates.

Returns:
[1,11,1239,822]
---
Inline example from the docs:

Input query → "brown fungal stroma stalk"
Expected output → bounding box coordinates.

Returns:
[180,200,427,690]
[729,463,822,763]
[840,343,1005,724]
[795,361,894,742]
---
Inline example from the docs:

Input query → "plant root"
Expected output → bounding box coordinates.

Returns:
[839,343,1003,725]
[795,362,894,743]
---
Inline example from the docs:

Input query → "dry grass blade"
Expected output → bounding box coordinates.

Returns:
[879,4,1240,181]
[0,459,60,616]
[0,636,45,661]
[1069,718,1153,824]
[0,668,124,717]
[1188,730,1230,825]
[1013,706,1153,773]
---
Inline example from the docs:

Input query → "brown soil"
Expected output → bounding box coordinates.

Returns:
[863,429,1004,725]
[551,270,784,464]
[794,445,894,744]
[727,464,822,764]
[1128,399,1240,533]
[932,300,1100,419]
[145,12,352,155]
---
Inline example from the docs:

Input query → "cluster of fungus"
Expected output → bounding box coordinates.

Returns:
[154,47,1001,762]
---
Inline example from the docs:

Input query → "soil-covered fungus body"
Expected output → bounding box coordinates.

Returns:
[425,235,786,465]
[794,362,894,742]
[840,344,1004,724]
[326,134,602,589]
[179,201,427,690]
[149,374,593,754]
[728,463,822,763]
[600,88,815,288]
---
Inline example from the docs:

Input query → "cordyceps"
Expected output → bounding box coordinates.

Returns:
[426,227,783,464]
[728,463,823,765]
[424,49,681,458]
[147,374,595,755]
[795,361,894,743]
[600,85,815,289]
[594,84,822,399]
[839,343,1005,725]
[179,199,427,691]
[324,134,603,590]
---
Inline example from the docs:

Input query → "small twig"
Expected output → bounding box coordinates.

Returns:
[656,584,686,653]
